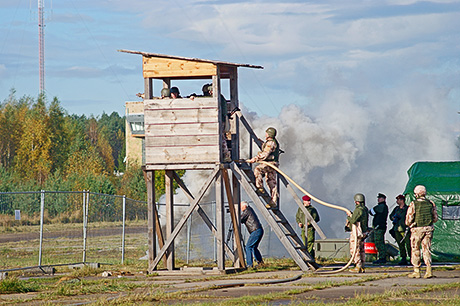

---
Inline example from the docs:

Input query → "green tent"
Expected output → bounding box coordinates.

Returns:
[403,161,460,261]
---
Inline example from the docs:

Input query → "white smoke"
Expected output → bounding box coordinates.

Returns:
[159,84,458,259]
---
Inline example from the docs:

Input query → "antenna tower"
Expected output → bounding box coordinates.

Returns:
[38,0,45,94]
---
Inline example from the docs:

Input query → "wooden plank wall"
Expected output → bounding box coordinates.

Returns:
[144,97,220,166]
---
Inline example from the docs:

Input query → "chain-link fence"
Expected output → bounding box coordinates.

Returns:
[0,191,294,271]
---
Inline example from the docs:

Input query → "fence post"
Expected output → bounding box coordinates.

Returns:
[38,190,45,266]
[121,195,126,264]
[82,190,89,263]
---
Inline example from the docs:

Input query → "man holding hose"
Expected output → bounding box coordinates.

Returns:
[346,193,369,273]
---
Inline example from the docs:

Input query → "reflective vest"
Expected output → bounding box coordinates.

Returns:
[414,198,434,227]
[263,138,280,162]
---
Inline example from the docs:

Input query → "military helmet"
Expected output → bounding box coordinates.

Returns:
[202,83,212,96]
[266,127,277,138]
[414,185,426,196]
[161,88,170,97]
[354,193,365,203]
[170,87,180,95]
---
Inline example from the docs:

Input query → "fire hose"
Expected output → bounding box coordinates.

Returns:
[258,161,361,274]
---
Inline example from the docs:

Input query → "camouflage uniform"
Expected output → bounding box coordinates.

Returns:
[296,205,320,258]
[347,202,369,269]
[405,196,438,271]
[249,137,280,204]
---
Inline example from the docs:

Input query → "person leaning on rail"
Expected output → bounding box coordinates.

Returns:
[240,201,264,268]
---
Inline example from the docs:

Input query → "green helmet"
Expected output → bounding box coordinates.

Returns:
[202,83,212,96]
[354,193,365,203]
[266,127,277,138]
[161,88,170,97]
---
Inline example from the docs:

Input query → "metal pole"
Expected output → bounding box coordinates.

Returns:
[121,195,126,264]
[213,200,216,262]
[38,190,45,266]
[82,190,88,263]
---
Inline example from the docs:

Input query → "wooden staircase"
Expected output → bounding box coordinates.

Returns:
[230,162,319,271]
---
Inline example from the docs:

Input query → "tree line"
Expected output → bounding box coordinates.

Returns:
[0,90,168,204]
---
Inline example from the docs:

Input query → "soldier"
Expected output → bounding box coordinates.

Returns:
[346,193,369,273]
[160,88,170,98]
[370,193,389,264]
[170,87,181,99]
[240,201,264,268]
[406,185,438,279]
[247,127,280,209]
[296,195,320,258]
[389,194,411,265]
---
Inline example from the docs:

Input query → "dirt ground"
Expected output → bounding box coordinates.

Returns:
[1,263,460,305]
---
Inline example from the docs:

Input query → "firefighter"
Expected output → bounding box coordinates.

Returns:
[346,193,369,273]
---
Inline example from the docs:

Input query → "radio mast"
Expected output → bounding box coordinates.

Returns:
[38,0,45,94]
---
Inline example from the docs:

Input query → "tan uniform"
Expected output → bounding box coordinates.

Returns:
[405,197,438,269]
[249,138,279,203]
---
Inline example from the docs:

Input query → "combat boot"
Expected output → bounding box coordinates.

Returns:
[265,200,277,210]
[349,266,365,273]
[424,265,433,279]
[408,267,421,278]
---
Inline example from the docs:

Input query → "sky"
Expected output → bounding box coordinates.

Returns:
[1,0,460,242]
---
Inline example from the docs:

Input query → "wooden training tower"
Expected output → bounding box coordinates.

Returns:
[120,50,323,273]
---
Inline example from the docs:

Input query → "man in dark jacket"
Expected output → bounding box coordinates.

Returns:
[370,193,389,264]
[240,201,264,268]
[390,194,411,265]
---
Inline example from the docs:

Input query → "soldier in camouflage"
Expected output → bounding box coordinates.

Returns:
[405,185,438,279]
[247,127,280,209]
[296,195,320,259]
[346,193,369,273]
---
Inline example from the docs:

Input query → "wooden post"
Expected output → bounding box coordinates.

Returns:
[215,170,225,271]
[144,77,153,99]
[165,170,175,270]
[222,169,246,267]
[145,170,156,272]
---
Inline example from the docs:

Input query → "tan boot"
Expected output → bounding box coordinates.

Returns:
[408,267,421,278]
[349,266,365,273]
[424,265,433,279]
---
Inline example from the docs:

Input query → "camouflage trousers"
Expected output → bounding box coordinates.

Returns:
[395,230,411,260]
[374,229,387,261]
[410,226,434,268]
[254,162,278,203]
[301,227,316,258]
[349,230,365,267]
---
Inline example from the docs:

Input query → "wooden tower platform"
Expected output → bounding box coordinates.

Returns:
[120,50,323,273]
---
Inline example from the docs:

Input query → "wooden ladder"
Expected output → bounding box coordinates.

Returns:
[230,162,318,271]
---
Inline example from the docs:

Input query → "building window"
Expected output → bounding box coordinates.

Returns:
[442,200,460,220]
[127,114,144,135]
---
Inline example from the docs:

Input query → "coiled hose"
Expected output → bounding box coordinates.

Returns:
[258,161,360,274]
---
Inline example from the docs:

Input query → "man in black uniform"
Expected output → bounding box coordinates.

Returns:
[240,201,264,268]
[370,193,389,264]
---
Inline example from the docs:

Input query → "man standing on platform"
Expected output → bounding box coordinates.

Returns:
[296,195,320,258]
[370,193,389,264]
[247,127,280,209]
[406,185,438,279]
[240,201,264,268]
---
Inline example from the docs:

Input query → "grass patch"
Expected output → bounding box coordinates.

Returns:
[0,277,38,293]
